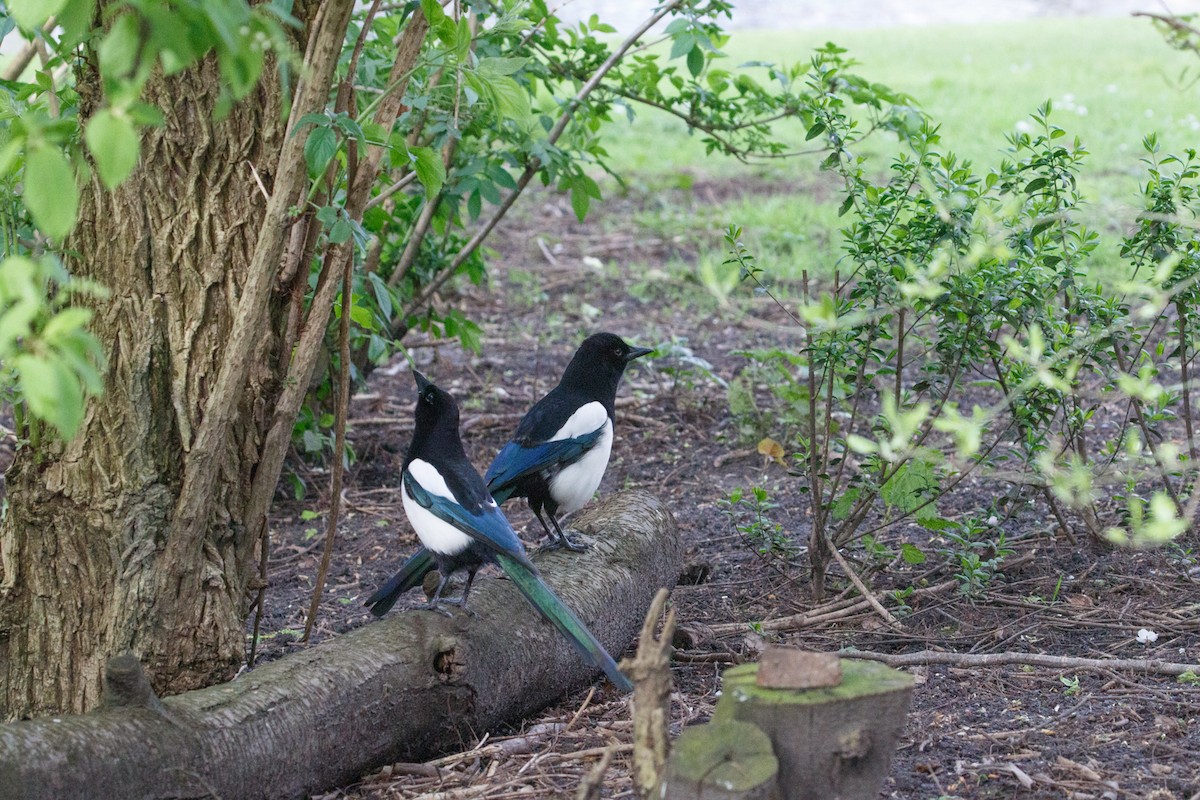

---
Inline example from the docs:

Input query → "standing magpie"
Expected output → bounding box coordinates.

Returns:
[485,332,653,550]
[364,370,633,692]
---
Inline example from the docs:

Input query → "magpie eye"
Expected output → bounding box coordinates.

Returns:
[613,346,623,358]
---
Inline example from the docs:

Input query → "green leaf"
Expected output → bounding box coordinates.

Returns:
[14,353,84,437]
[41,306,93,342]
[477,57,528,77]
[830,487,861,521]
[805,121,827,141]
[420,0,445,26]
[98,13,143,84]
[349,302,374,329]
[411,146,445,200]
[570,184,590,221]
[304,125,338,177]
[56,0,96,49]
[900,543,927,564]
[489,75,532,124]
[86,109,141,189]
[24,145,78,239]
[881,459,937,514]
[686,45,704,78]
[8,0,69,30]
[669,32,695,61]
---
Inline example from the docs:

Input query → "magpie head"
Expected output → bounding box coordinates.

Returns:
[411,370,460,431]
[580,332,654,371]
[560,333,653,399]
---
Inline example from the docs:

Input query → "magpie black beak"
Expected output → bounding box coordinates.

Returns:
[413,370,432,392]
[625,346,654,363]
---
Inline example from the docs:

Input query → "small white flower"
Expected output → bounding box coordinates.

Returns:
[1015,120,1033,134]
[1136,628,1158,644]
[987,515,999,526]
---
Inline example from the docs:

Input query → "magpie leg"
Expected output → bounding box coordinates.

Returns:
[418,571,455,617]
[545,511,587,552]
[440,568,480,618]
[529,501,555,539]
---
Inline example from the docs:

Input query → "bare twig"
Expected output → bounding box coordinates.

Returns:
[824,530,901,630]
[302,215,356,641]
[842,648,1200,677]
[619,587,675,800]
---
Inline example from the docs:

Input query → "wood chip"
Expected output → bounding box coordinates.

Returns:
[755,648,842,689]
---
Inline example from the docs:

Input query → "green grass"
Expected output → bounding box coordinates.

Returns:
[598,17,1200,280]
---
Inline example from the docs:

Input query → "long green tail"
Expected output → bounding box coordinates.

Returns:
[495,552,633,692]
[364,548,437,617]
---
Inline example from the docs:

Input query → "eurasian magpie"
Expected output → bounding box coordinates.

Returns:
[364,370,633,692]
[485,332,652,550]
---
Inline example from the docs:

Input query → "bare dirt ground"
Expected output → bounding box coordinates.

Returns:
[250,177,1200,799]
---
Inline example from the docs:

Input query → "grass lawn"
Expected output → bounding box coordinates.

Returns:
[597,16,1200,280]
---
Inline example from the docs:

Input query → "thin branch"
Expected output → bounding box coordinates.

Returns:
[302,232,355,641]
[398,0,685,321]
[842,648,1200,677]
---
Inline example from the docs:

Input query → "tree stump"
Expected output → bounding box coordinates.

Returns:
[714,651,913,800]
[664,719,779,800]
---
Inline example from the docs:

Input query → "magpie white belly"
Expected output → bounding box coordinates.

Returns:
[548,419,613,514]
[402,462,474,556]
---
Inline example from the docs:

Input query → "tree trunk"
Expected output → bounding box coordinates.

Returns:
[0,1,339,719]
[0,492,681,800]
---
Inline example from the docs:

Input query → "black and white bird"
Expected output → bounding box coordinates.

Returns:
[364,370,632,692]
[484,332,652,550]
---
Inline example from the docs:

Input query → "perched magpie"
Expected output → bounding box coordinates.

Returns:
[364,370,633,692]
[485,332,652,551]
[362,333,650,611]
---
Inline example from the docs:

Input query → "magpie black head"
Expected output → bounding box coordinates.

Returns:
[579,332,653,367]
[409,370,464,459]
[559,332,653,400]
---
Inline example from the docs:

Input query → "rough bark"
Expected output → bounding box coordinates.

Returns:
[0,0,347,718]
[0,492,681,800]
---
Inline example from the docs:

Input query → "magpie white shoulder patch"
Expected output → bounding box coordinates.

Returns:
[550,401,608,441]
[407,458,456,501]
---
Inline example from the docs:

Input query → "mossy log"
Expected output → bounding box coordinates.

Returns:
[715,655,914,800]
[0,491,680,800]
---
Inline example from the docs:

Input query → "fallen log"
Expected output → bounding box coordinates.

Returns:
[0,491,680,800]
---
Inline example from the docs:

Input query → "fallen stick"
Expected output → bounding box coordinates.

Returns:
[840,648,1200,677]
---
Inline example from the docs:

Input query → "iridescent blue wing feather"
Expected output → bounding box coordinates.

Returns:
[484,428,604,501]
[403,471,530,565]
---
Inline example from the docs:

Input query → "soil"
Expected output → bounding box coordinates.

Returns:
[247,176,1200,800]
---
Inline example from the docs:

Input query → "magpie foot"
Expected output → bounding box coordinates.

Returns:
[440,597,480,618]
[545,532,588,552]
[417,601,455,618]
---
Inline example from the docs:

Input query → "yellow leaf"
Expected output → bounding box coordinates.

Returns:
[757,437,785,465]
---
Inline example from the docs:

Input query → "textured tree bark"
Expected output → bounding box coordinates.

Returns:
[0,0,351,718]
[0,492,681,800]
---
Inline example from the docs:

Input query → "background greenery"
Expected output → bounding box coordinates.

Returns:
[607,17,1200,281]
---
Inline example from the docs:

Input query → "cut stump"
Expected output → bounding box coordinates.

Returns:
[715,650,914,800]
[664,719,779,800]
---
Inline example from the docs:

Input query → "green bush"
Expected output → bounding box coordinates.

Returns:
[726,45,1200,598]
